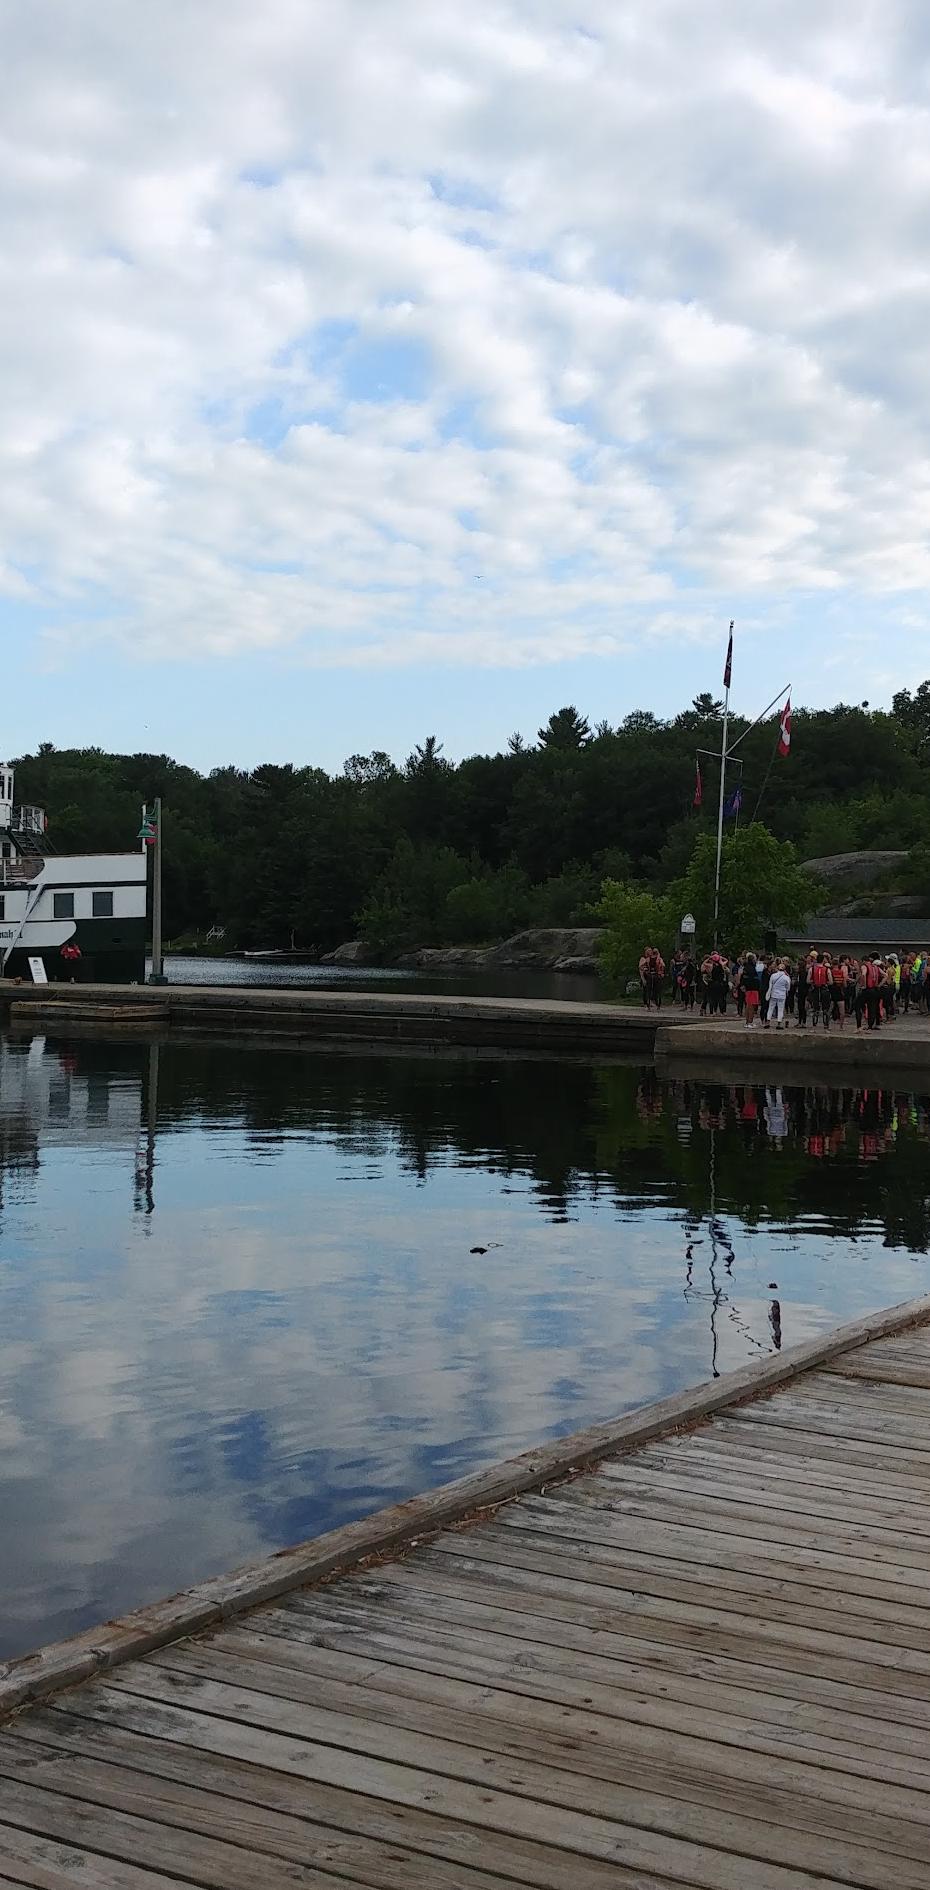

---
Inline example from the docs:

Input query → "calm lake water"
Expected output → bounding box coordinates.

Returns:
[3,1024,930,1658]
[158,952,605,1004]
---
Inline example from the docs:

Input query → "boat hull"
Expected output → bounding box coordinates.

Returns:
[3,916,147,984]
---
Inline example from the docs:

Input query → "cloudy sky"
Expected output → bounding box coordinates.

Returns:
[4,1,930,768]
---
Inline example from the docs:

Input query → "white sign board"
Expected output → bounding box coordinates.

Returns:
[680,913,696,935]
[27,956,48,985]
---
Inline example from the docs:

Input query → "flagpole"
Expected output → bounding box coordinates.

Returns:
[712,624,733,947]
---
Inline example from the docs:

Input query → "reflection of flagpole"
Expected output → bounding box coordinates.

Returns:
[712,625,733,946]
[134,1039,158,1219]
[708,1127,720,1376]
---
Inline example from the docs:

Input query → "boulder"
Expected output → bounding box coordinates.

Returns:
[486,928,605,969]
[319,940,377,965]
[802,851,907,888]
[394,947,487,969]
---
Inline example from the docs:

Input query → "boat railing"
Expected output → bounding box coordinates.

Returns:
[0,858,43,885]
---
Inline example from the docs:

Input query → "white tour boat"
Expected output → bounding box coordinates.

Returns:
[0,762,147,983]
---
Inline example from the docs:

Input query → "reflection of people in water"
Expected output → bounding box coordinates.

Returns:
[664,1075,930,1162]
[660,1071,930,1373]
[764,1087,786,1142]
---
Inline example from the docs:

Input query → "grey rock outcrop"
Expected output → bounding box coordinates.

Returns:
[319,940,378,965]
[802,851,907,888]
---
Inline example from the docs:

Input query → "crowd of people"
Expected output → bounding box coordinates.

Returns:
[638,945,930,1030]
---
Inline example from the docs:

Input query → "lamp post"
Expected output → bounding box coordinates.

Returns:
[147,797,167,985]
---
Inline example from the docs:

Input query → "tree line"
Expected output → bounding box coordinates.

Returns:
[12,684,930,954]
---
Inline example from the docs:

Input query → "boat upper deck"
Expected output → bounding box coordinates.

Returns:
[3,1296,930,1886]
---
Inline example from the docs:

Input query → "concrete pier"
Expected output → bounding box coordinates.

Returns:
[3,978,929,1072]
[0,979,659,1055]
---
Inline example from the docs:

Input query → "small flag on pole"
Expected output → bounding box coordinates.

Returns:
[777,698,791,757]
[693,760,703,808]
[138,810,158,847]
[723,621,733,691]
[723,784,742,819]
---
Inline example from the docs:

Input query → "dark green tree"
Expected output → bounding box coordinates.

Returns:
[537,705,591,750]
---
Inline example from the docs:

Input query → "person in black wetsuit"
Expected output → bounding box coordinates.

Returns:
[794,953,811,1028]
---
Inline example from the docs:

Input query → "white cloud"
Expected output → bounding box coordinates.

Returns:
[4,0,930,669]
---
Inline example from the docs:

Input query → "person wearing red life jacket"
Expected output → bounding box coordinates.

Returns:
[808,952,833,1030]
[59,941,82,983]
[862,956,883,1031]
[830,957,848,1028]
[738,951,761,1027]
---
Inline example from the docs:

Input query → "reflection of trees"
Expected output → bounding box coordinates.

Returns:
[4,1030,930,1255]
[150,1041,930,1254]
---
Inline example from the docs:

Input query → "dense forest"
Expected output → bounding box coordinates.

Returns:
[12,685,930,952]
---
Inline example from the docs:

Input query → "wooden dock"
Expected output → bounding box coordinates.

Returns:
[5,1297,930,1887]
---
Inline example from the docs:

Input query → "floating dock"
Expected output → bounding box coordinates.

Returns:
[4,1294,930,1886]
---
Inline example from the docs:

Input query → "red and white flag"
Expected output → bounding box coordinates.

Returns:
[777,698,791,757]
[693,759,703,808]
[723,621,733,691]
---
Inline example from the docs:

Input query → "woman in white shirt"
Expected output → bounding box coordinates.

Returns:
[766,960,792,1030]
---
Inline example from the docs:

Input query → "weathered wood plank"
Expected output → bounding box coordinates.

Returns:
[425,1527,930,1648]
[633,1432,930,1500]
[0,1731,654,1890]
[249,1592,930,1742]
[0,1777,350,1890]
[729,1398,930,1451]
[497,1494,930,1604]
[195,1623,930,1787]
[282,1568,930,1704]
[327,1557,930,1690]
[0,1818,201,1888]
[3,1713,710,1890]
[140,1633,930,1860]
[593,1459,930,1544]
[825,1359,930,1387]
[713,1409,930,1475]
[803,1367,930,1399]
[542,1477,930,1572]
[51,1674,915,1890]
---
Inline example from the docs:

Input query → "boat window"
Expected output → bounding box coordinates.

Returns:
[53,892,75,919]
[92,890,114,918]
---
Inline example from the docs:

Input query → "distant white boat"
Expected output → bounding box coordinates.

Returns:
[241,948,317,962]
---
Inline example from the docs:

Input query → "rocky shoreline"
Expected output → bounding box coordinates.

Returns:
[320,927,605,975]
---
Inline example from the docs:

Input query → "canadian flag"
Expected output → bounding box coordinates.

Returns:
[777,698,792,757]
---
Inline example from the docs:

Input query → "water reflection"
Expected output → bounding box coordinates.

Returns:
[2,1028,930,1659]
